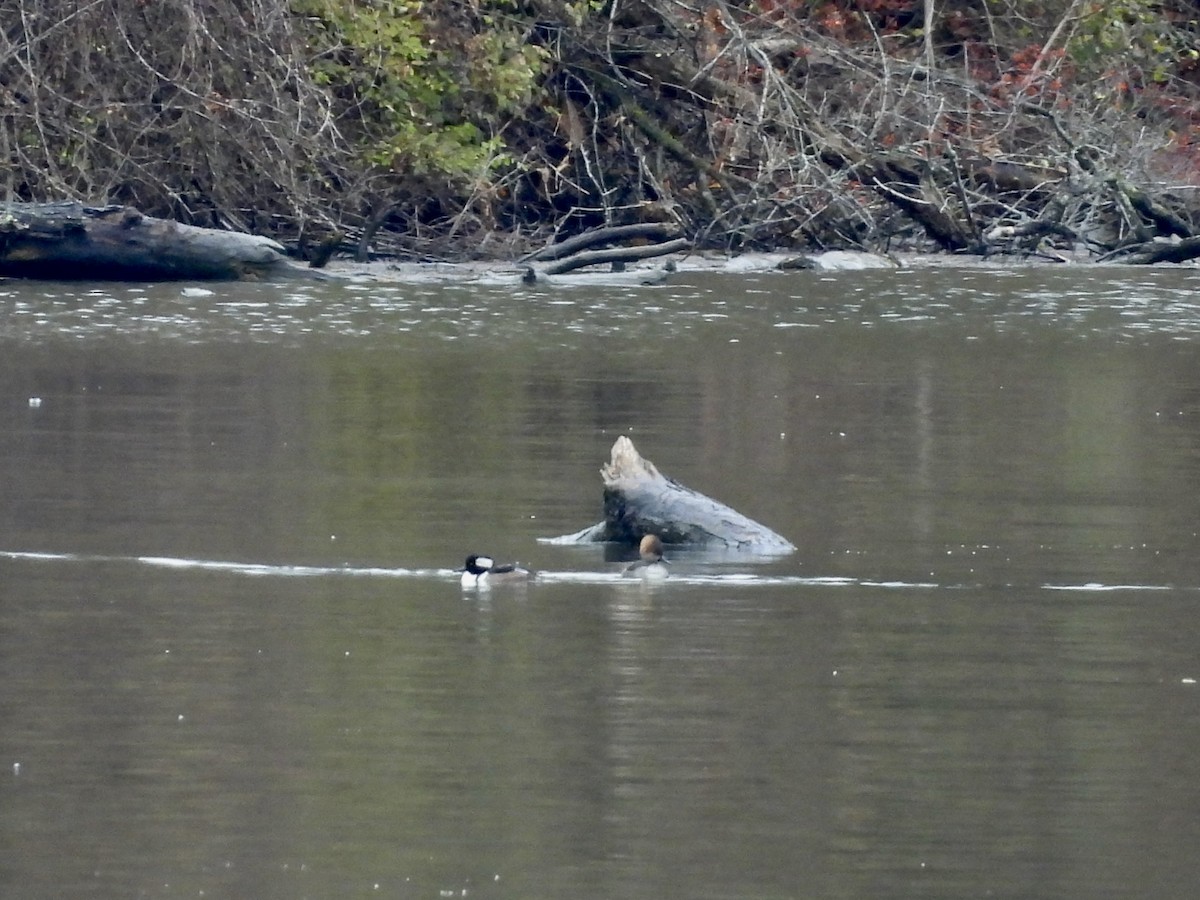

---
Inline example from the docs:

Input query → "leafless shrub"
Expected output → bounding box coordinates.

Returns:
[1,0,1194,257]
[0,0,364,242]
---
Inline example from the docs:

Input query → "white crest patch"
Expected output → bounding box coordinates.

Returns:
[476,556,495,570]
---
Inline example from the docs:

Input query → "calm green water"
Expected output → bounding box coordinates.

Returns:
[2,263,1200,898]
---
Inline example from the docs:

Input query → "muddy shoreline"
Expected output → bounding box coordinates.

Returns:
[320,247,1153,285]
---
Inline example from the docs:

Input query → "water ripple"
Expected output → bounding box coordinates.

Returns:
[0,265,1195,344]
[1,550,1189,592]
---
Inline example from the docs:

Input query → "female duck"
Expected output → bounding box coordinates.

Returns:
[623,534,670,580]
[461,554,534,588]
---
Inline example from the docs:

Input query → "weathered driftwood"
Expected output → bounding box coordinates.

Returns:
[778,250,897,271]
[549,436,796,555]
[520,223,689,282]
[521,222,683,263]
[0,201,295,280]
[539,237,689,276]
[1107,235,1200,265]
[985,219,1079,244]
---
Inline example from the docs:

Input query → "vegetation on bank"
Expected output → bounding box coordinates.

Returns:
[1,0,1197,261]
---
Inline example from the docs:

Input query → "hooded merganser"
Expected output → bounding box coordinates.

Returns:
[623,534,670,580]
[460,554,534,588]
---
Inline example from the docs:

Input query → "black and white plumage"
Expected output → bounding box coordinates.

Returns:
[460,554,534,588]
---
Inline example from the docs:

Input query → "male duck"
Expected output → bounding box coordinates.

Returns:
[461,554,534,588]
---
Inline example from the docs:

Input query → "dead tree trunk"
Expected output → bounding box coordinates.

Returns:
[520,223,689,280]
[1109,235,1200,264]
[0,202,296,280]
[546,436,796,555]
[853,153,977,252]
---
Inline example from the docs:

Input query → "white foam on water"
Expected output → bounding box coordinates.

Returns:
[1041,582,1174,592]
[1,550,1187,592]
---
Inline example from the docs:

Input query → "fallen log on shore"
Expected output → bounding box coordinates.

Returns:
[520,222,683,263]
[538,237,689,276]
[0,201,297,280]
[520,223,688,282]
[546,436,796,555]
[1102,235,1200,265]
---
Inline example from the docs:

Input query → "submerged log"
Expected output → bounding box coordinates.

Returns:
[0,201,295,280]
[549,436,796,555]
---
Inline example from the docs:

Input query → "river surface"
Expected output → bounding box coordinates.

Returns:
[2,262,1200,899]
